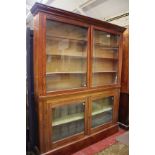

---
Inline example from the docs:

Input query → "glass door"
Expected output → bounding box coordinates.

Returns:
[92,29,120,87]
[91,96,114,128]
[51,101,85,142]
[46,20,88,92]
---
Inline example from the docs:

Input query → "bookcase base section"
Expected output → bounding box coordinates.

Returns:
[41,124,118,155]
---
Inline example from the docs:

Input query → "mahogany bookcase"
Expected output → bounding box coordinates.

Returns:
[30,3,125,154]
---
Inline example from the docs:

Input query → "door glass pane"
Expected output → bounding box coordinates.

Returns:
[92,96,113,128]
[52,102,85,142]
[92,30,120,86]
[46,20,88,92]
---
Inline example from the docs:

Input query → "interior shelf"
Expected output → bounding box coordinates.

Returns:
[46,34,87,43]
[92,107,112,116]
[46,71,117,76]
[93,71,117,73]
[46,72,86,76]
[93,57,118,60]
[94,42,119,49]
[52,113,84,126]
[46,54,86,58]
[46,54,118,60]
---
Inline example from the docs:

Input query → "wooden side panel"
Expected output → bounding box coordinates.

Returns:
[118,33,123,86]
[119,29,129,128]
[33,12,47,153]
[36,100,46,153]
[33,14,39,98]
[119,93,129,128]
[121,29,129,93]
[113,90,120,123]
[33,12,46,97]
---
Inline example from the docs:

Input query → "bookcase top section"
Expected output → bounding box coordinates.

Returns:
[30,2,126,33]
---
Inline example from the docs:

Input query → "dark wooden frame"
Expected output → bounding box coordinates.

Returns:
[45,15,91,95]
[90,25,123,88]
[31,2,125,154]
[48,97,87,149]
[90,91,119,134]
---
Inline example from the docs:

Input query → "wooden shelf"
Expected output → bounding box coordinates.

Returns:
[93,71,117,73]
[46,34,87,43]
[46,54,118,60]
[93,57,118,60]
[46,71,117,76]
[52,113,84,126]
[52,107,112,127]
[94,42,119,49]
[46,54,86,59]
[92,107,112,116]
[46,72,86,76]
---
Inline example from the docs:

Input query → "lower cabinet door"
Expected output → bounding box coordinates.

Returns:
[90,93,118,132]
[45,92,118,150]
[50,98,87,147]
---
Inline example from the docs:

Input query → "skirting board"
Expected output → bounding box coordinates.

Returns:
[42,124,119,155]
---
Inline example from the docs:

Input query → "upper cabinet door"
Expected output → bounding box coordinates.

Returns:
[46,19,88,92]
[92,28,120,87]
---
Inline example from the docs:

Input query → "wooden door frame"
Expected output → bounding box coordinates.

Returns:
[44,96,88,151]
[45,13,92,96]
[89,90,120,134]
[91,26,123,88]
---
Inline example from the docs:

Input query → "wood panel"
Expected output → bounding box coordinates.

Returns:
[121,29,129,93]
[36,99,46,153]
[33,12,46,96]
[119,29,129,129]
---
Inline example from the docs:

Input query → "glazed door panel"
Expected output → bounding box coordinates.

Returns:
[49,98,87,146]
[89,92,119,132]
[91,96,114,128]
[46,20,88,92]
[92,28,120,87]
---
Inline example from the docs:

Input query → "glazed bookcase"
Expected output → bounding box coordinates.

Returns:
[31,3,125,155]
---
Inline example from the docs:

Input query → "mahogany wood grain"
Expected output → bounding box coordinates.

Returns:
[89,26,93,87]
[121,29,129,93]
[119,29,129,129]
[85,97,89,135]
[118,34,123,86]
[39,84,121,100]
[33,12,46,96]
[87,26,91,88]
[37,100,46,153]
